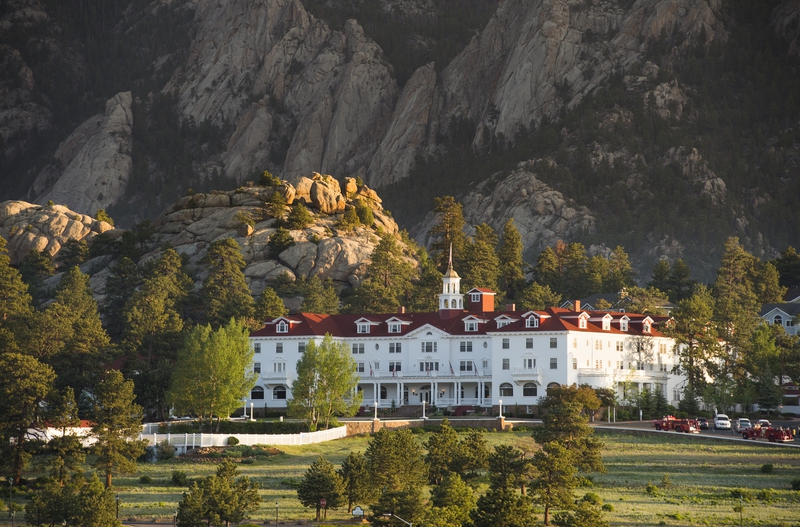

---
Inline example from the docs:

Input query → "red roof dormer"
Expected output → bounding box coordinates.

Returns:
[467,288,495,312]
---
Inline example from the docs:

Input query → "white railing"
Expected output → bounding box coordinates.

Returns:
[139,426,347,452]
[364,370,492,380]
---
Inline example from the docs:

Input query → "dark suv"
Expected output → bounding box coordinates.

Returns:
[697,417,709,430]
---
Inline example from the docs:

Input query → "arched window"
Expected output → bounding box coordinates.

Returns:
[444,299,449,308]
[273,386,287,400]
[774,315,783,326]
[499,383,514,397]
[547,382,560,390]
[251,386,264,400]
[380,386,388,399]
[523,383,538,397]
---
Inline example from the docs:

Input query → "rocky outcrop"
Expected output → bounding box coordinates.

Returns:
[29,92,133,216]
[164,0,398,183]
[662,146,727,205]
[412,164,596,261]
[773,0,800,58]
[0,201,115,265]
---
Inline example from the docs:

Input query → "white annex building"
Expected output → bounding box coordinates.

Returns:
[247,263,685,413]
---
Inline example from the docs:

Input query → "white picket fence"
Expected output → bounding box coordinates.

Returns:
[139,426,347,453]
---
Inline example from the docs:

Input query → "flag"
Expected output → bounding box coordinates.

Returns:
[449,362,454,375]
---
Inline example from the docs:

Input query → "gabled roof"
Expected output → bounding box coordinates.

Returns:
[760,303,800,318]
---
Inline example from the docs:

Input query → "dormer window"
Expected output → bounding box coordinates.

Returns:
[579,316,588,329]
[643,321,651,333]
[774,315,783,326]
[465,321,478,332]
[276,320,288,333]
[526,317,539,328]
[470,293,481,303]
[357,323,370,334]
[497,320,510,328]
[602,315,611,331]
[388,322,402,333]
[620,317,629,332]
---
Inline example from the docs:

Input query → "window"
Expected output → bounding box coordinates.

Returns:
[420,362,439,372]
[547,382,560,390]
[550,358,558,369]
[460,360,474,371]
[373,361,380,370]
[471,293,481,303]
[460,341,473,352]
[298,342,305,353]
[273,386,286,399]
[526,317,538,328]
[523,358,535,369]
[526,338,533,349]
[352,343,365,354]
[616,341,623,352]
[276,320,288,333]
[422,342,437,353]
[482,359,489,369]
[357,323,370,334]
[659,343,667,354]
[380,386,388,399]
[275,343,283,354]
[595,360,602,369]
[523,383,538,397]
[465,321,478,332]
[572,358,577,370]
[550,337,557,348]
[273,362,285,372]
[254,343,261,354]
[502,338,510,349]
[602,317,611,330]
[251,386,264,399]
[253,362,261,373]
[497,320,510,328]
[389,342,402,353]
[594,340,603,350]
[356,362,365,373]
[388,322,401,333]
[620,317,629,331]
[643,321,651,333]
[573,338,577,349]
[499,383,514,397]
[389,361,402,372]
[502,358,510,370]
[579,317,587,329]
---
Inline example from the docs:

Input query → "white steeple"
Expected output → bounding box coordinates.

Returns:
[439,245,463,315]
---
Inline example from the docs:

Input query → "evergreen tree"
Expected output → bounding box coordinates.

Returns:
[102,257,141,339]
[286,203,315,229]
[648,259,671,297]
[0,235,33,353]
[268,227,296,256]
[365,428,428,492]
[426,473,476,526]
[0,353,56,484]
[677,384,701,416]
[344,234,415,314]
[552,501,608,527]
[463,223,501,293]
[666,259,695,301]
[168,319,257,432]
[584,255,609,296]
[94,208,115,226]
[48,266,111,396]
[337,206,361,232]
[754,261,787,304]
[534,246,562,294]
[772,246,800,288]
[287,335,362,430]
[19,248,55,305]
[297,456,345,521]
[253,287,288,323]
[266,189,287,218]
[200,238,255,327]
[667,285,720,389]
[338,452,375,513]
[530,442,577,526]
[518,282,562,311]
[450,429,490,482]
[26,474,123,527]
[90,369,147,487]
[58,239,90,269]
[355,200,375,227]
[470,486,537,527]
[428,196,469,272]
[487,445,530,492]
[177,460,260,527]
[531,401,605,473]
[605,246,635,292]
[498,219,526,299]
[300,275,340,314]
[41,387,85,485]
[408,252,442,313]
[425,418,460,484]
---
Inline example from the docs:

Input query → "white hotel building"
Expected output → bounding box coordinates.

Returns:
[247,264,684,413]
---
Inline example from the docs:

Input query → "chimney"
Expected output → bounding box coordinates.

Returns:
[398,306,405,314]
[506,303,516,311]
[574,300,581,312]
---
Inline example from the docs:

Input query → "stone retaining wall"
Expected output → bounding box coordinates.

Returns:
[345,417,510,435]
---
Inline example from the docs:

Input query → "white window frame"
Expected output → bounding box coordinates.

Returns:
[276,320,288,333]
[550,357,558,369]
[460,341,473,352]
[526,317,538,328]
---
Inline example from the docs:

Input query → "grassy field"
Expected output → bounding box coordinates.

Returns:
[14,429,800,526]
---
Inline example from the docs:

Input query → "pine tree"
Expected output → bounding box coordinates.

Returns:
[648,259,671,295]
[90,369,147,487]
[429,196,469,272]
[498,219,525,299]
[426,473,476,526]
[518,282,562,311]
[463,223,501,293]
[300,276,339,314]
[268,227,296,256]
[286,203,315,229]
[42,387,85,485]
[200,238,255,327]
[584,255,609,296]
[666,259,695,301]
[530,442,577,526]
[297,456,345,521]
[19,248,55,305]
[344,234,415,314]
[253,287,288,323]
[177,460,260,526]
[605,246,635,292]
[0,235,33,353]
[338,452,375,513]
[102,257,141,339]
[58,239,90,269]
[425,418,460,484]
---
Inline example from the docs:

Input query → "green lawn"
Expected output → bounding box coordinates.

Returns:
[16,430,800,525]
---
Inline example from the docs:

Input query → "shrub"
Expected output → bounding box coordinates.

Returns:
[268,227,296,257]
[172,470,188,486]
[756,488,774,503]
[730,488,754,502]
[355,201,374,226]
[761,464,774,474]
[582,492,603,505]
[791,477,800,491]
[601,504,614,512]
[286,203,314,229]
[156,440,176,461]
[227,436,240,446]
[661,473,672,487]
[646,483,659,496]
[139,476,153,484]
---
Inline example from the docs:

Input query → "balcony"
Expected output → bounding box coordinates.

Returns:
[578,368,669,382]
[358,370,491,380]
[512,367,543,384]
[261,371,292,381]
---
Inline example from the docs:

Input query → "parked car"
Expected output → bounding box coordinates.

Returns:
[714,414,731,430]
[733,418,751,432]
[697,417,709,430]
[757,419,771,428]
